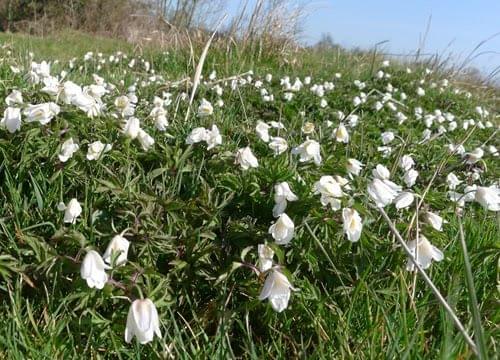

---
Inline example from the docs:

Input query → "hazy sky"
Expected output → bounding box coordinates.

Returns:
[226,0,499,76]
[301,0,500,75]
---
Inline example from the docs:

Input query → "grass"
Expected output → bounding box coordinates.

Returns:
[0,30,498,359]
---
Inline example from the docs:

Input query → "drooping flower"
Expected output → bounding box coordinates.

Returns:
[399,155,415,171]
[424,211,445,231]
[258,269,295,312]
[256,121,270,142]
[122,117,141,139]
[81,250,111,289]
[23,102,60,125]
[197,98,213,117]
[58,138,79,162]
[313,176,344,210]
[0,107,22,133]
[235,147,258,170]
[269,213,295,245]
[475,185,500,211]
[404,169,419,187]
[5,90,23,106]
[186,127,209,145]
[333,123,349,143]
[257,244,274,272]
[381,131,395,145]
[368,178,400,207]
[103,234,130,266]
[205,124,222,150]
[406,235,444,271]
[268,137,288,155]
[273,182,298,217]
[446,173,461,189]
[292,139,322,165]
[346,158,364,176]
[86,141,112,161]
[372,164,390,180]
[394,192,414,209]
[137,129,155,151]
[58,198,82,224]
[464,147,484,164]
[125,299,162,344]
[342,208,363,242]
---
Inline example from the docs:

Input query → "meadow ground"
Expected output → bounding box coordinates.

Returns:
[0,31,498,359]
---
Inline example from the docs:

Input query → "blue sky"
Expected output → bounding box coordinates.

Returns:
[301,0,499,75]
[226,0,499,75]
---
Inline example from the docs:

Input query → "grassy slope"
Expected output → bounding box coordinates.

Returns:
[0,31,498,359]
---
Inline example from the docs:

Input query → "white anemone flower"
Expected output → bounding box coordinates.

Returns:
[381,131,395,145]
[5,90,23,106]
[475,185,500,211]
[235,147,258,170]
[404,169,419,187]
[372,164,391,180]
[399,155,415,171]
[269,213,295,245]
[424,211,445,231]
[58,198,82,224]
[86,141,112,161]
[406,235,444,271]
[205,125,222,150]
[268,137,288,155]
[258,269,295,312]
[58,138,79,162]
[346,158,364,176]
[313,176,344,210]
[255,121,271,142]
[137,129,155,151]
[1,107,22,133]
[80,250,111,289]
[197,98,213,117]
[394,192,414,209]
[342,208,363,242]
[125,299,162,344]
[186,127,209,145]
[273,182,298,217]
[122,117,141,139]
[103,234,130,266]
[333,123,349,143]
[368,178,400,207]
[291,139,322,165]
[23,102,60,125]
[446,173,461,189]
[257,244,274,272]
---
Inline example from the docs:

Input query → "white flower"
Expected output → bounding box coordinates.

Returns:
[404,169,419,187]
[23,102,60,125]
[342,208,362,242]
[197,98,213,117]
[122,117,141,139]
[125,299,162,344]
[5,90,23,106]
[80,250,111,289]
[268,137,288,155]
[372,164,390,180]
[257,244,274,272]
[313,176,343,210]
[258,269,295,312]
[58,138,79,162]
[475,185,500,211]
[60,81,83,104]
[273,182,298,217]
[381,131,395,145]
[394,192,414,209]
[320,98,328,108]
[368,178,400,207]
[292,139,322,165]
[72,92,103,118]
[446,173,461,190]
[464,147,484,164]
[399,155,415,171]
[205,124,222,150]
[114,95,135,117]
[333,123,349,143]
[103,234,130,265]
[346,158,364,176]
[301,122,315,134]
[256,121,271,142]
[424,211,445,231]
[235,147,258,170]
[58,198,82,224]
[186,127,209,145]
[416,87,425,96]
[86,140,112,160]
[1,107,22,133]
[406,235,444,271]
[137,129,155,151]
[269,213,295,245]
